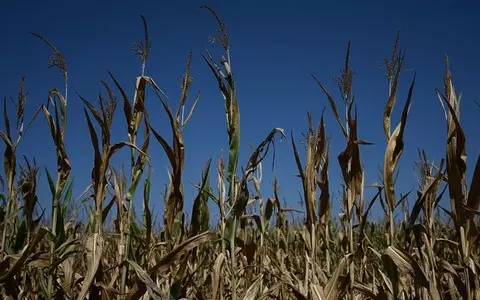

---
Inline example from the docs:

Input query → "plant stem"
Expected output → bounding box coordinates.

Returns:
[389,207,394,245]
[230,217,237,300]
[1,173,16,260]
[47,173,63,300]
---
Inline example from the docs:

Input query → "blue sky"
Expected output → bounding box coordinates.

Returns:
[1,0,479,225]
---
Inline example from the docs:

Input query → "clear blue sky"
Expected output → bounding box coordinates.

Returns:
[1,0,479,225]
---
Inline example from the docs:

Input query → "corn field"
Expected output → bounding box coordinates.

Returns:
[1,5,480,300]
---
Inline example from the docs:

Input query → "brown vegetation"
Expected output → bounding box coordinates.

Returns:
[1,6,479,300]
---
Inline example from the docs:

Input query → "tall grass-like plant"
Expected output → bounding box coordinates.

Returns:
[0,77,45,299]
[146,51,199,248]
[0,76,40,259]
[76,78,148,300]
[29,32,73,300]
[201,6,240,299]
[434,56,480,300]
[291,112,328,296]
[312,42,369,298]
[107,15,152,297]
[381,33,416,247]
[202,6,285,299]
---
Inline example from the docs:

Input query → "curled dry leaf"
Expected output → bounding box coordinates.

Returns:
[384,74,415,211]
[76,233,104,300]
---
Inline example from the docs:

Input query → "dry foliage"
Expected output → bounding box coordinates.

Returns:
[0,6,479,300]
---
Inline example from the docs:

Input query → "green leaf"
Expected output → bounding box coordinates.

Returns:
[13,219,28,252]
[62,177,75,209]
[170,280,181,300]
[224,216,236,245]
[44,167,55,197]
[143,168,152,250]
[57,178,74,246]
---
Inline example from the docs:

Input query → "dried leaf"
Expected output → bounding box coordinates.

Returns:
[127,232,217,299]
[125,259,168,300]
[466,152,480,219]
[384,74,415,210]
[0,227,49,283]
[384,246,428,288]
[325,254,352,300]
[211,252,225,300]
[241,274,263,300]
[190,159,212,236]
[76,233,104,300]
[311,74,348,139]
